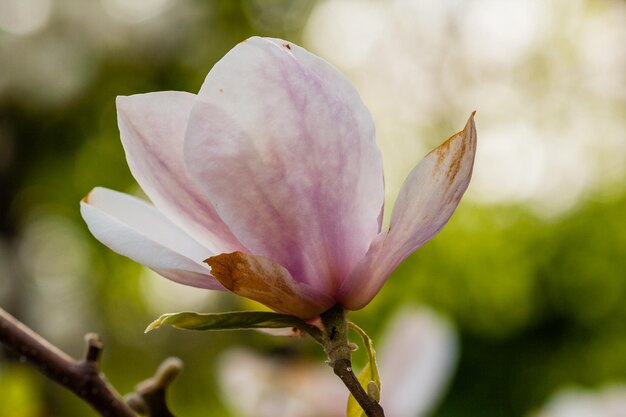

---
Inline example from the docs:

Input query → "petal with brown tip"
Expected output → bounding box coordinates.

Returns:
[206,252,334,318]
[338,113,477,310]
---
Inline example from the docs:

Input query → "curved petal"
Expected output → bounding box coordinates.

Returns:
[80,187,222,290]
[339,114,477,309]
[116,91,242,253]
[184,37,384,294]
[206,252,334,318]
[378,307,458,417]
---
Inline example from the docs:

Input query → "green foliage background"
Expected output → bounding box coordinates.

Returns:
[1,1,625,416]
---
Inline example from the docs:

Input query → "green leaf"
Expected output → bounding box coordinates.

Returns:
[145,311,323,343]
[346,322,381,417]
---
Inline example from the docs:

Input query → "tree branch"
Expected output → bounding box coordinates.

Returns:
[126,357,183,417]
[320,305,385,417]
[0,307,135,417]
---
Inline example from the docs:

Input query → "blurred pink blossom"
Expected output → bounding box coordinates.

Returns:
[81,36,476,318]
[532,386,626,417]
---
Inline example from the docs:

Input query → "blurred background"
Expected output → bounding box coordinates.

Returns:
[1,0,625,416]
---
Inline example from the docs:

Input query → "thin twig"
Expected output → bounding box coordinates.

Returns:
[0,307,136,417]
[332,358,384,417]
[320,305,385,417]
[126,357,183,417]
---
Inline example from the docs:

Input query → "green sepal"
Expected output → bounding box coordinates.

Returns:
[346,322,381,417]
[145,311,323,344]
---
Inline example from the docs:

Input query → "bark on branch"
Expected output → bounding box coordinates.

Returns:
[126,357,183,417]
[0,307,180,417]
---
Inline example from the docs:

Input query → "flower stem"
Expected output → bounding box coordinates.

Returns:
[320,305,385,417]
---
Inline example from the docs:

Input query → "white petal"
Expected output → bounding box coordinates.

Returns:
[80,187,221,289]
[116,91,242,253]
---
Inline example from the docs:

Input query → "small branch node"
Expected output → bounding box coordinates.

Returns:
[0,308,136,417]
[83,333,103,365]
[126,357,183,417]
[136,357,183,395]
[126,393,149,414]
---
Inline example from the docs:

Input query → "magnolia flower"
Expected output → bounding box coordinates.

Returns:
[81,36,476,318]
[218,306,458,417]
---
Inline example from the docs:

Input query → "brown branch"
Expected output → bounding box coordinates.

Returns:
[0,307,136,417]
[320,305,385,417]
[126,357,183,417]
[332,358,384,417]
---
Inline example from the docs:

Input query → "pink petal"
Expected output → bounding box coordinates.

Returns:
[339,114,477,309]
[206,251,334,318]
[116,91,243,254]
[80,187,222,290]
[184,37,384,295]
[379,307,458,417]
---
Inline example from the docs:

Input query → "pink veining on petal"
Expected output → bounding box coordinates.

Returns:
[117,91,244,254]
[206,251,334,318]
[81,36,476,316]
[184,36,384,296]
[339,114,477,310]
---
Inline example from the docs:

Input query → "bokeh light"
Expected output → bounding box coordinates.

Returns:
[0,0,52,36]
